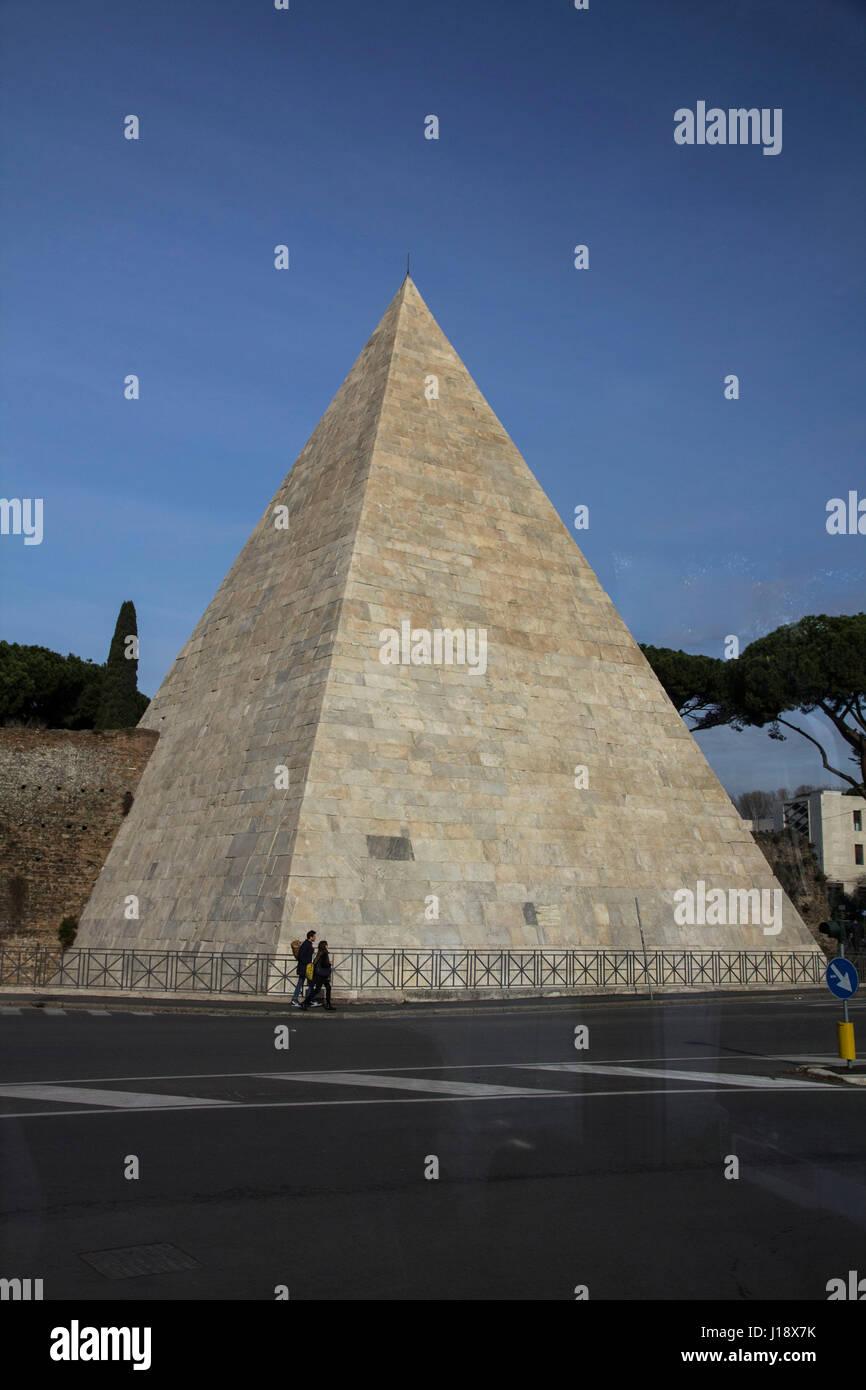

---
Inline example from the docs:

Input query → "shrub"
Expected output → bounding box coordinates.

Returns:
[58,915,78,950]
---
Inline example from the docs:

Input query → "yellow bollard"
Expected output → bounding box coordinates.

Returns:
[837,1021,856,1061]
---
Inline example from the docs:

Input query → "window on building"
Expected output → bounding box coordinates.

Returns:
[854,810,863,832]
[856,844,864,866]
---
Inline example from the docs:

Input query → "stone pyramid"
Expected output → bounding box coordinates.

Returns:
[77,277,818,959]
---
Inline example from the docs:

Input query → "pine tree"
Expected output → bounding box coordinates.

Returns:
[95,601,142,729]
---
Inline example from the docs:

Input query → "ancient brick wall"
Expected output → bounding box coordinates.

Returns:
[0,728,158,942]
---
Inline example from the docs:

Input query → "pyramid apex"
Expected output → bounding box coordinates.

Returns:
[372,269,428,342]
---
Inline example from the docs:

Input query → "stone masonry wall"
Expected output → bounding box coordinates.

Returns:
[0,728,158,942]
[72,278,820,965]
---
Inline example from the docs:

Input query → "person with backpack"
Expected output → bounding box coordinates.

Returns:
[302,940,334,1011]
[292,930,316,1006]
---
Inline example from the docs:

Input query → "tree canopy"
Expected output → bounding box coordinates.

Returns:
[0,609,149,731]
[641,613,866,796]
[0,643,104,728]
[95,600,143,730]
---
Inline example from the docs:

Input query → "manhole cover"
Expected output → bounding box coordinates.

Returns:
[79,1243,200,1279]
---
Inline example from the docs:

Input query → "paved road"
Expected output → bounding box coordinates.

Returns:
[0,994,863,1300]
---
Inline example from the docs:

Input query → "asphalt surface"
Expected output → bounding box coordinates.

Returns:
[0,993,863,1300]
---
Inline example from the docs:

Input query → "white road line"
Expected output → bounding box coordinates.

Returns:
[0,1085,855,1122]
[766,1055,849,1064]
[0,1055,846,1089]
[256,1071,567,1097]
[88,1010,110,1016]
[524,1063,830,1089]
[42,1008,66,1015]
[0,1008,22,1015]
[0,1084,235,1109]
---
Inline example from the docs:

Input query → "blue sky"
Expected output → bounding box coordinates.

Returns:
[1,0,863,797]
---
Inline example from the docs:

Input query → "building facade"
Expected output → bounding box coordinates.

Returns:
[775,790,866,894]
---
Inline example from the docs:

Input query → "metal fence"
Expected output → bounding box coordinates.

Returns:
[0,946,832,995]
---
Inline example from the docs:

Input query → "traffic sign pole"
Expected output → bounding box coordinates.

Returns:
[823,926,858,1069]
[837,941,854,1070]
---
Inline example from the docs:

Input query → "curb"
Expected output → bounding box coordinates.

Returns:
[0,985,831,1020]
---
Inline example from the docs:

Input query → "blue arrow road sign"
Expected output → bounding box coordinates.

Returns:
[826,958,860,999]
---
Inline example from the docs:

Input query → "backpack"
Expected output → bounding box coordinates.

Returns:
[290,939,301,960]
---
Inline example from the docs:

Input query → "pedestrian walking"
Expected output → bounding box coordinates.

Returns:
[292,930,316,1006]
[302,940,335,1010]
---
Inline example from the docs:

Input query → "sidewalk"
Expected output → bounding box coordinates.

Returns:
[0,983,829,1019]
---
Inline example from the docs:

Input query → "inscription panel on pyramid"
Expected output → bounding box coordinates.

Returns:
[78,279,818,959]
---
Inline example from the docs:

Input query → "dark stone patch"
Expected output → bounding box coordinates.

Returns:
[366,834,414,861]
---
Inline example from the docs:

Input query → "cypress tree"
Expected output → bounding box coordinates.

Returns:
[95,600,142,729]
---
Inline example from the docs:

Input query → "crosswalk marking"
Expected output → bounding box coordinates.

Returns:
[0,1084,234,1109]
[523,1063,829,1089]
[257,1070,567,1098]
[0,1057,847,1122]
